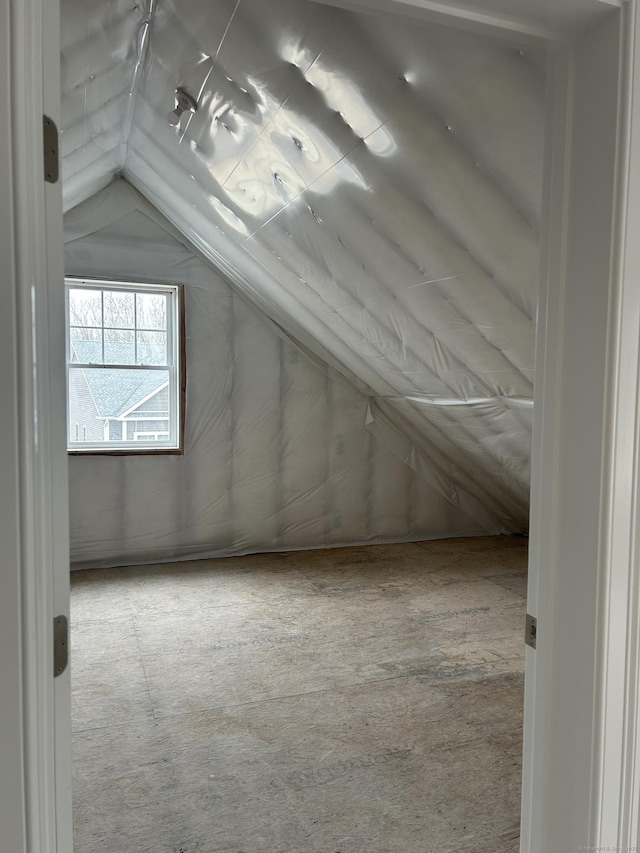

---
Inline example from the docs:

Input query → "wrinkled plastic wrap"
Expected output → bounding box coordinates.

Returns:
[65,181,487,567]
[61,0,544,552]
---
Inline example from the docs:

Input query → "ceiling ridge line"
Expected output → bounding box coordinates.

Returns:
[119,0,157,170]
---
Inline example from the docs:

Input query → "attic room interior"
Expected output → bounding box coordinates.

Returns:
[60,0,541,850]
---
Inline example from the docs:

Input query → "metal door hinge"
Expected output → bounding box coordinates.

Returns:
[525,613,537,649]
[53,615,68,677]
[43,115,59,184]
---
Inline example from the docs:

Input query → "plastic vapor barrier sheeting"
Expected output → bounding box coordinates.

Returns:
[65,182,486,566]
[60,0,545,564]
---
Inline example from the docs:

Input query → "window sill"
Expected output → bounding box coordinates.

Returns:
[68,448,184,456]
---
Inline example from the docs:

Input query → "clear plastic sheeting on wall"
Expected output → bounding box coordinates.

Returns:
[60,0,545,550]
[65,181,487,568]
[365,397,532,532]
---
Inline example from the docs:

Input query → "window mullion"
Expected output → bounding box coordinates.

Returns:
[134,293,138,365]
[73,363,169,371]
[101,289,105,364]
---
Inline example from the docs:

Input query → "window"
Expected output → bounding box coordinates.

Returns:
[66,278,184,453]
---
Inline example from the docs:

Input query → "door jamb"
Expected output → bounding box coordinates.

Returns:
[6,0,71,850]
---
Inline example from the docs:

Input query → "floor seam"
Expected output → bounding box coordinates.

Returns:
[149,663,523,721]
[131,616,155,716]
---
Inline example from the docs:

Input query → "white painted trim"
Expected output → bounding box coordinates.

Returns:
[7,0,71,852]
[41,0,73,842]
[10,0,58,845]
[592,1,640,847]
[0,0,29,847]
[520,41,573,853]
[521,4,640,851]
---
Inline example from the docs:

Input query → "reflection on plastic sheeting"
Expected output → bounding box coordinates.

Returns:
[303,62,385,139]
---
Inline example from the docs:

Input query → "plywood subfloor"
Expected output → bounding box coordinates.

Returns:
[71,536,528,853]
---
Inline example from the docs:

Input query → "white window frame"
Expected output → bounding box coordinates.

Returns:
[65,277,183,454]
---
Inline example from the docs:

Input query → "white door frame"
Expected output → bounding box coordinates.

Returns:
[2,0,71,851]
[524,10,640,848]
[4,0,640,851]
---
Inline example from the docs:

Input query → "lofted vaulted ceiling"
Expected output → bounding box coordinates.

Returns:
[60,0,546,533]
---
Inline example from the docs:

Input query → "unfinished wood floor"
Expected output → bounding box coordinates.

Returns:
[70,536,528,853]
